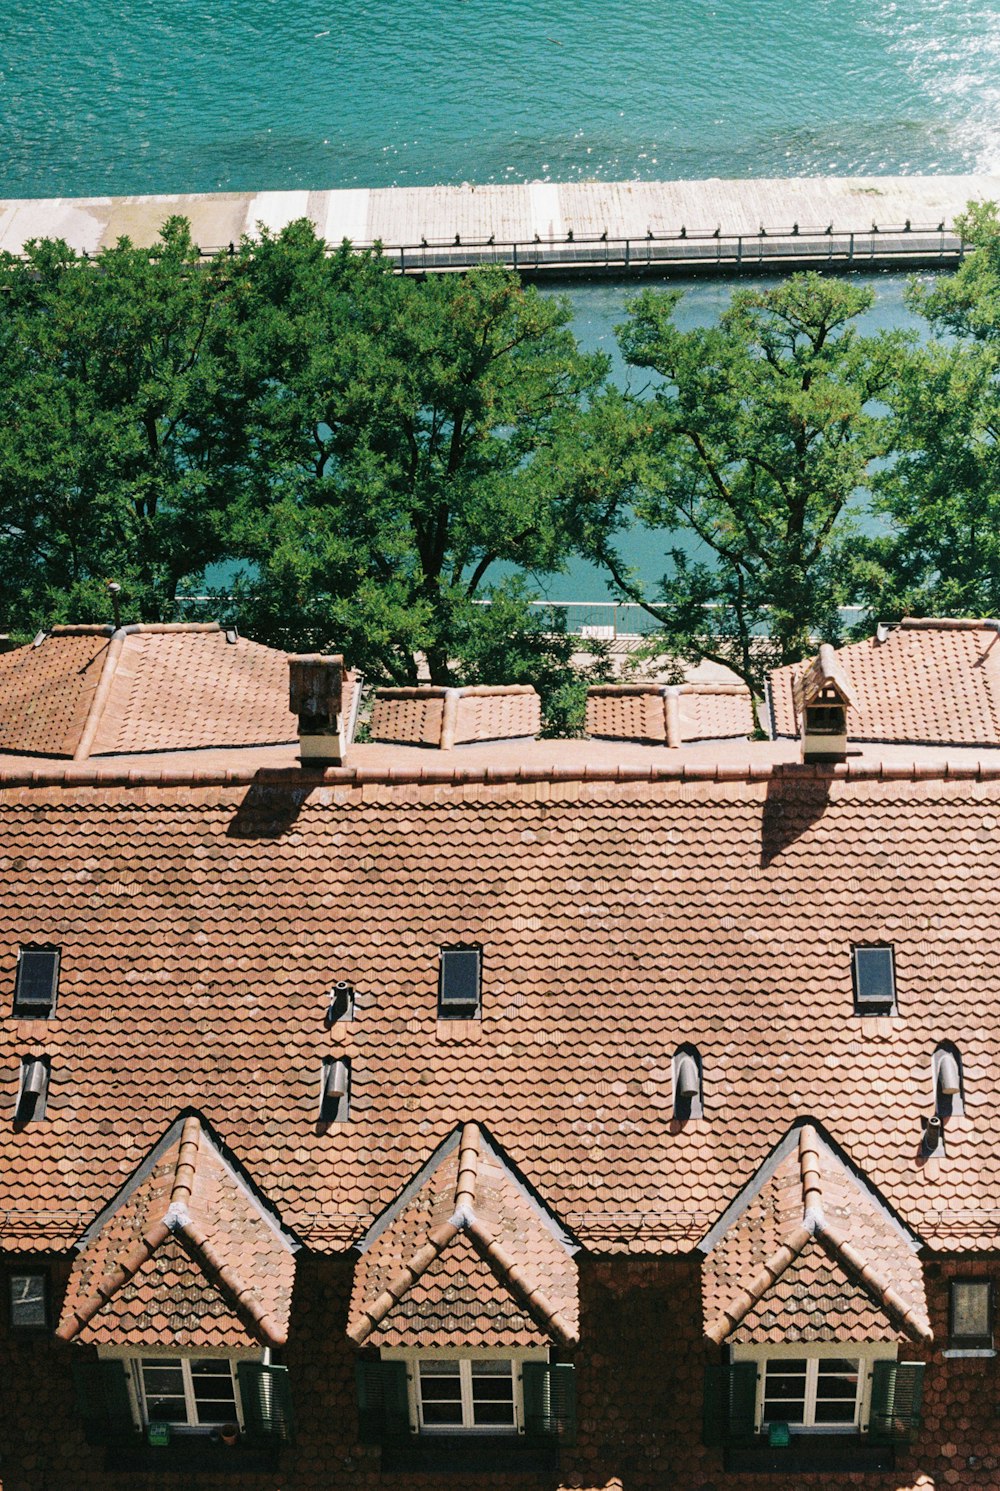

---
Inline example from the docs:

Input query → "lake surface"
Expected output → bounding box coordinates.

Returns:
[3,1,1000,198]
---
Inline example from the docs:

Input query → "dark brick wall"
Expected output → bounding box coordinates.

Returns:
[1,1252,998,1491]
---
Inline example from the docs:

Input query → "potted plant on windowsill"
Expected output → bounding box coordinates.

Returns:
[218,1422,240,1447]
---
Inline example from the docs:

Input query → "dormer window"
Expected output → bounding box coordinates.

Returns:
[438,948,481,1019]
[852,946,896,1015]
[13,947,60,1017]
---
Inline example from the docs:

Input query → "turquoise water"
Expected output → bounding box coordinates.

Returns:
[3,1,1000,197]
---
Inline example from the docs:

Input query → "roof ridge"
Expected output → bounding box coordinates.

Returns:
[175,1215,288,1346]
[813,1220,933,1345]
[55,1218,171,1340]
[346,1221,461,1345]
[703,1223,813,1344]
[11,757,1000,790]
[464,1217,579,1346]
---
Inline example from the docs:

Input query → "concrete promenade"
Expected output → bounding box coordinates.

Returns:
[1,174,999,273]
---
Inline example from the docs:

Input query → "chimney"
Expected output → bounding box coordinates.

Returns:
[793,644,860,763]
[288,654,346,765]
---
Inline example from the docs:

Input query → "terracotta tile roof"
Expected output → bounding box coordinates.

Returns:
[586,684,753,745]
[347,1123,578,1347]
[769,619,1000,746]
[0,623,298,758]
[56,1114,297,1348]
[0,628,110,757]
[701,1125,931,1346]
[371,686,540,748]
[2,762,1000,1272]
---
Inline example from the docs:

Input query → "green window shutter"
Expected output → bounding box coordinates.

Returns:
[354,1359,410,1444]
[703,1361,758,1447]
[869,1360,925,1443]
[522,1362,576,1445]
[236,1362,294,1447]
[71,1357,137,1447]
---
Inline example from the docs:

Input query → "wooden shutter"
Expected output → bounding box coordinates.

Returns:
[522,1361,576,1445]
[354,1359,410,1444]
[236,1361,294,1446]
[702,1361,758,1446]
[71,1357,137,1447]
[869,1360,925,1443]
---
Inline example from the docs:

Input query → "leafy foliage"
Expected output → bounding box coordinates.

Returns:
[576,274,905,698]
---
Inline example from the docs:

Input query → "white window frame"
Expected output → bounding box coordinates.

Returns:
[732,1342,899,1436]
[95,1344,262,1435]
[381,1347,547,1436]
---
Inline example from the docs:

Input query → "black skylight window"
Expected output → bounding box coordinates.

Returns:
[853,945,896,1014]
[13,948,60,1016]
[439,948,481,1018]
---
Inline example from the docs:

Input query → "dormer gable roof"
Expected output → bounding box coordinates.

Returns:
[56,1113,298,1347]
[699,1123,931,1347]
[793,643,861,718]
[347,1122,579,1348]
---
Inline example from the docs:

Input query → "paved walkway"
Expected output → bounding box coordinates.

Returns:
[1,175,998,260]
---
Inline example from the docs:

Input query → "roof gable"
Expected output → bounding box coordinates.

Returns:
[348,1122,579,1348]
[57,1114,297,1347]
[700,1125,931,1347]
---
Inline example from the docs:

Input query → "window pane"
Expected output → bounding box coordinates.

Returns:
[471,1361,515,1426]
[814,1360,860,1424]
[10,1274,46,1328]
[855,947,894,1003]
[140,1360,187,1423]
[190,1359,237,1422]
[952,1283,991,1340]
[763,1361,806,1424]
[419,1362,463,1426]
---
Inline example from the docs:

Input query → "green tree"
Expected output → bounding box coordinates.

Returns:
[0,219,248,632]
[850,203,1000,621]
[229,227,610,718]
[575,274,904,700]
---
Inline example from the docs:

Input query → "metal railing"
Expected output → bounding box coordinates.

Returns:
[52,220,964,279]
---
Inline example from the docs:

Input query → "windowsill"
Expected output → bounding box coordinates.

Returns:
[943,1347,996,1358]
[419,1427,518,1436]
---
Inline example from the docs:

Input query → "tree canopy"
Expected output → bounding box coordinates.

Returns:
[574,274,906,700]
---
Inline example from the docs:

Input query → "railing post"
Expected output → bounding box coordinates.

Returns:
[399,246,405,273]
[624,238,630,269]
[513,242,518,272]
[736,236,743,267]
[849,232,854,261]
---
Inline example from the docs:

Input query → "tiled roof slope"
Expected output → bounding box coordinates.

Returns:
[348,1123,578,1347]
[586,684,753,744]
[1,769,998,1260]
[0,629,109,756]
[56,1115,297,1347]
[0,623,297,757]
[770,618,1000,745]
[701,1125,931,1346]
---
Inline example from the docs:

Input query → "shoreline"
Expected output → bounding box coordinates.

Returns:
[1,175,997,276]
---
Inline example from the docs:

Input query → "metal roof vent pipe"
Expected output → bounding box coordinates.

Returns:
[320,1057,350,1125]
[288,654,346,766]
[921,1114,945,1158]
[16,1057,49,1125]
[933,1045,964,1118]
[672,1045,703,1121]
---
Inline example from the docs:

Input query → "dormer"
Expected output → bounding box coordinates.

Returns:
[793,644,860,762]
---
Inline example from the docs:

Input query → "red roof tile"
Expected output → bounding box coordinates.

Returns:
[701,1125,931,1346]
[1,760,998,1275]
[586,684,753,745]
[56,1114,297,1348]
[347,1123,578,1347]
[0,624,298,758]
[770,619,1000,745]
